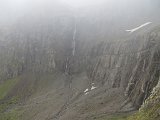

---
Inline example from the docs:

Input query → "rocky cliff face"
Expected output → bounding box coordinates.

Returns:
[0,1,160,120]
[0,23,159,120]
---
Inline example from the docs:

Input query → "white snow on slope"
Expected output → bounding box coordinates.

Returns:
[84,88,89,93]
[91,86,97,90]
[126,22,152,33]
[85,92,89,95]
[84,84,98,95]
[84,86,97,95]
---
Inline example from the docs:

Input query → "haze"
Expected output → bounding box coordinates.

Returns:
[0,0,159,38]
[0,0,160,120]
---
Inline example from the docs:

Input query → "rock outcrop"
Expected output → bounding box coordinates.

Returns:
[0,0,160,119]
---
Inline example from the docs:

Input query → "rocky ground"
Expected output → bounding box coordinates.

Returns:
[0,0,160,119]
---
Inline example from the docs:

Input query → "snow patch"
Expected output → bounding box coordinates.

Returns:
[84,88,89,93]
[91,86,97,90]
[85,92,89,95]
[84,85,97,95]
[126,22,152,33]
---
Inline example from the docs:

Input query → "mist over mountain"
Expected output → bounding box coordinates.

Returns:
[0,0,160,120]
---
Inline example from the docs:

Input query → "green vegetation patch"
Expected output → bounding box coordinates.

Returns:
[127,82,160,120]
[0,94,21,120]
[0,96,19,113]
[0,107,23,120]
[0,77,21,120]
[127,103,160,120]
[0,77,19,100]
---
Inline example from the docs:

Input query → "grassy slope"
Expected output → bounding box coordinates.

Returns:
[0,73,63,120]
[0,75,159,120]
[0,77,20,120]
[0,78,19,100]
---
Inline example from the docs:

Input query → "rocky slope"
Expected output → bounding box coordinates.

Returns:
[0,0,160,120]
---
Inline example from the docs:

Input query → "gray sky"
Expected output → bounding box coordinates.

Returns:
[0,0,159,27]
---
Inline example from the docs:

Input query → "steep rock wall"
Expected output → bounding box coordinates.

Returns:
[80,27,160,108]
[0,11,160,117]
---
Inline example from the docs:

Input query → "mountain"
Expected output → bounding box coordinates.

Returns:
[0,0,160,120]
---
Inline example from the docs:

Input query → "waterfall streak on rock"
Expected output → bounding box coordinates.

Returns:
[72,20,77,56]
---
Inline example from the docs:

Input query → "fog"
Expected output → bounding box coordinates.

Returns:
[0,0,159,35]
